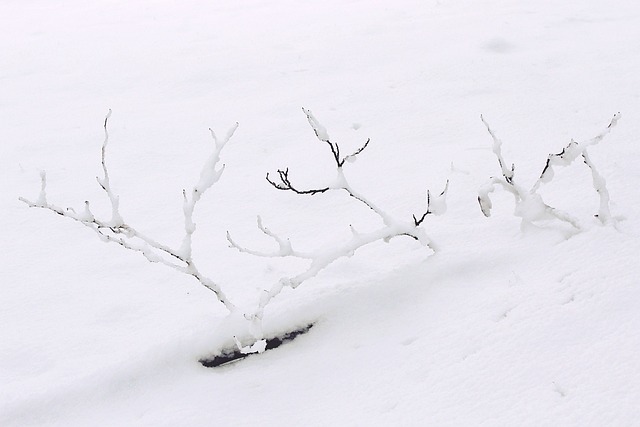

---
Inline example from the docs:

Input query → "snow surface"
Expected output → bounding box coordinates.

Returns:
[2,0,640,425]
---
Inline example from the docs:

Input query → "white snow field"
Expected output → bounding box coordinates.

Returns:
[2,0,640,425]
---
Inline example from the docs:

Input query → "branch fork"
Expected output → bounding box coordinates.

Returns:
[228,107,448,335]
[20,111,240,312]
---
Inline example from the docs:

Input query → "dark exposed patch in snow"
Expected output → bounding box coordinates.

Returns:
[199,324,314,368]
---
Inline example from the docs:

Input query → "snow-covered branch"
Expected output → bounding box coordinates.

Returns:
[229,108,448,334]
[19,111,239,312]
[478,113,620,229]
[227,215,306,258]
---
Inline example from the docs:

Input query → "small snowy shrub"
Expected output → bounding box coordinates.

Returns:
[228,108,449,337]
[21,109,448,359]
[477,113,620,230]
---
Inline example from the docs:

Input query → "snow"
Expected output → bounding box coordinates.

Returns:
[2,0,640,425]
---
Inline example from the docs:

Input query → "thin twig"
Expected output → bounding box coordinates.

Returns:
[231,109,446,338]
[265,168,330,195]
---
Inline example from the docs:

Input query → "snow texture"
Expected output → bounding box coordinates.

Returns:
[3,0,640,426]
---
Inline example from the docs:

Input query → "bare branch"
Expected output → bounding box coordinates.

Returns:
[413,180,450,226]
[342,138,371,164]
[95,109,124,227]
[227,216,312,259]
[585,112,621,147]
[265,168,330,195]
[302,107,370,167]
[481,114,514,184]
[249,219,433,326]
[532,113,620,192]
[477,177,522,217]
[582,151,611,224]
[478,113,620,230]
[20,111,239,312]
[236,110,443,338]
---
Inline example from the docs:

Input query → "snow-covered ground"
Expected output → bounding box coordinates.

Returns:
[2,0,640,425]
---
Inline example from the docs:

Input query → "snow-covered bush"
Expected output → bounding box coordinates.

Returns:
[477,113,620,230]
[228,108,449,338]
[20,109,448,361]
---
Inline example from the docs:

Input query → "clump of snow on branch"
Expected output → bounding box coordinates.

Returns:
[477,113,620,230]
[19,110,240,312]
[233,335,267,355]
[228,107,449,337]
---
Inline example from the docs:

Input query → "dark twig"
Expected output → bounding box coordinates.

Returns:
[413,193,431,226]
[265,168,330,195]
[265,109,371,194]
[413,180,450,226]
[301,107,370,168]
[340,138,371,166]
[229,109,448,339]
